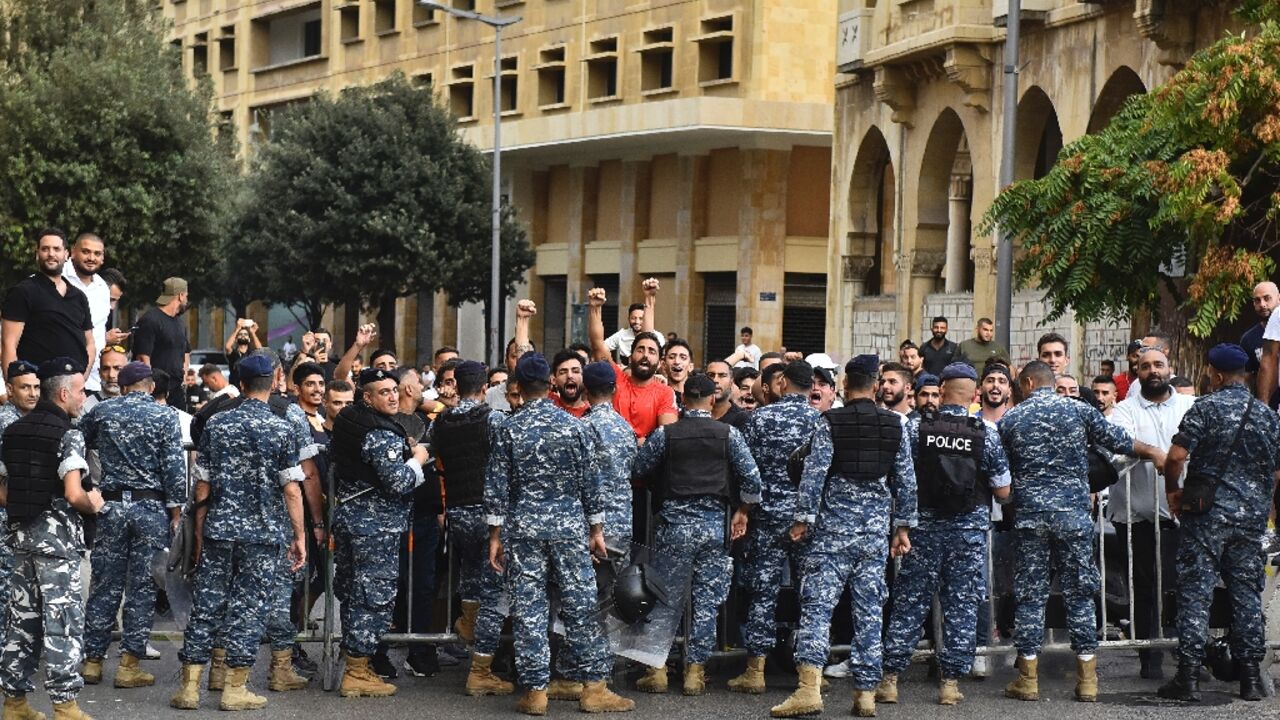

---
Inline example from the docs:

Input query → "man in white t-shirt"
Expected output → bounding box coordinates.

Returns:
[62,233,112,394]
[727,327,763,368]
[603,301,664,362]
[1256,286,1280,408]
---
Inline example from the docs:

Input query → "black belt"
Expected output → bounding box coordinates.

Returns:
[101,489,165,503]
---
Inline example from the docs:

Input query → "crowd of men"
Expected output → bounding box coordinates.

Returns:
[0,229,1275,718]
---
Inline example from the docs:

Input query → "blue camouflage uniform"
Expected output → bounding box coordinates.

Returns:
[332,415,423,658]
[264,402,320,654]
[0,404,21,646]
[882,405,1010,679]
[80,392,186,661]
[485,398,611,690]
[792,407,917,690]
[438,398,508,657]
[1169,382,1280,667]
[583,402,637,545]
[179,399,304,669]
[632,409,761,665]
[998,387,1134,657]
[740,394,821,658]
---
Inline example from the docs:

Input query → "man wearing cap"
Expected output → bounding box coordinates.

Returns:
[0,362,43,652]
[132,277,191,410]
[325,367,429,698]
[1158,343,1280,702]
[810,365,839,413]
[728,360,821,694]
[485,353,633,715]
[78,362,185,690]
[999,360,1163,704]
[957,318,1008,370]
[170,355,306,712]
[877,363,1011,707]
[909,374,941,420]
[0,357,103,720]
[772,354,914,718]
[429,360,513,696]
[631,373,761,696]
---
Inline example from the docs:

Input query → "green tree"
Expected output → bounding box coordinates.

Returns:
[234,73,533,349]
[981,2,1280,356]
[0,0,236,299]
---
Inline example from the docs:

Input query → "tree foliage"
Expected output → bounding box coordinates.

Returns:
[232,73,533,332]
[0,0,236,299]
[981,4,1280,338]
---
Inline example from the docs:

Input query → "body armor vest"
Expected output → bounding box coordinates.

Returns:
[331,404,408,491]
[916,411,990,513]
[431,405,492,508]
[657,417,731,505]
[826,399,902,481]
[1,401,72,523]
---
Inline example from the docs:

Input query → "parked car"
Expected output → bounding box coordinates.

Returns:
[188,348,230,380]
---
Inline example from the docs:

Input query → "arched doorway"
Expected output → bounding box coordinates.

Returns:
[1015,86,1064,182]
[1088,66,1147,134]
[917,108,973,294]
[847,126,896,295]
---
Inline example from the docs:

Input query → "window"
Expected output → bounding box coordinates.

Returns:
[449,64,475,120]
[339,3,360,42]
[218,24,237,70]
[374,0,397,34]
[413,72,434,88]
[453,0,475,10]
[412,2,436,25]
[639,26,674,94]
[498,55,518,113]
[303,19,322,56]
[536,45,567,108]
[251,3,325,69]
[585,36,619,102]
[192,32,209,77]
[694,15,735,85]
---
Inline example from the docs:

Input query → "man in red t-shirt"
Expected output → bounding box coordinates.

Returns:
[587,281,677,440]
[550,349,589,419]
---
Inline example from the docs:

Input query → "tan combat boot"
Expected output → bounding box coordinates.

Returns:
[465,653,514,696]
[79,659,103,686]
[267,649,308,691]
[852,690,877,717]
[1004,656,1039,701]
[50,702,91,720]
[339,655,397,698]
[1075,656,1098,702]
[769,664,823,718]
[454,599,480,644]
[874,673,898,703]
[3,696,46,720]
[938,678,964,706]
[546,678,583,700]
[170,663,204,710]
[579,680,635,713]
[207,648,228,691]
[682,664,706,696]
[219,666,267,711]
[727,655,766,694]
[113,652,154,688]
[516,689,548,716]
[635,665,667,693]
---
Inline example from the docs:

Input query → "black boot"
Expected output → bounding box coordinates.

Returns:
[1156,663,1200,702]
[1238,659,1264,701]
[1139,649,1165,680]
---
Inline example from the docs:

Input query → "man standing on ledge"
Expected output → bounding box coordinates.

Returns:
[1,229,94,376]
[132,277,191,411]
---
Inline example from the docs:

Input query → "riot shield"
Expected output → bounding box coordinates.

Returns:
[598,542,695,667]
[150,548,195,630]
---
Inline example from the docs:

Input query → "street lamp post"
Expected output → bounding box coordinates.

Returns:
[418,1,522,367]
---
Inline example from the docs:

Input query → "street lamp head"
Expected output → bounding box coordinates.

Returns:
[416,0,448,10]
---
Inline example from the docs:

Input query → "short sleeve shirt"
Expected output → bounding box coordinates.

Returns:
[1,274,92,369]
[131,307,190,376]
[610,362,677,440]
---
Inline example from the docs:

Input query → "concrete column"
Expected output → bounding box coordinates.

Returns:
[433,291,457,350]
[971,245,996,324]
[944,173,971,293]
[736,149,789,353]
[673,154,709,356]
[615,160,650,324]
[562,165,598,343]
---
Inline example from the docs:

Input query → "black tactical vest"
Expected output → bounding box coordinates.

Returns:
[430,404,492,508]
[826,399,902,481]
[331,403,408,491]
[657,416,731,505]
[1,400,72,523]
[916,411,990,513]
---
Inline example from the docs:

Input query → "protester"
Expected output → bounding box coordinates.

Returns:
[921,317,959,376]
[132,277,192,410]
[62,233,111,396]
[1,229,95,376]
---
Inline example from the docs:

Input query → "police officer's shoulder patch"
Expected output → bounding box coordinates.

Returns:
[387,447,398,460]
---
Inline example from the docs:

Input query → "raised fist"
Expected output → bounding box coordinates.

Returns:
[356,323,377,347]
[587,288,607,308]
[642,277,660,297]
[516,299,537,319]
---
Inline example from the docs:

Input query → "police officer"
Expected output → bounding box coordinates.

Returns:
[429,360,513,697]
[771,355,915,719]
[485,353,633,715]
[0,358,103,720]
[1158,343,1280,702]
[330,367,430,698]
[630,373,760,696]
[0,360,41,650]
[877,363,1011,706]
[730,360,822,693]
[998,360,1162,703]
[170,354,307,711]
[79,362,185,689]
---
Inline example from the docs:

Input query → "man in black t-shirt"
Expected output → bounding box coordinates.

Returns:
[1,228,94,377]
[132,277,191,409]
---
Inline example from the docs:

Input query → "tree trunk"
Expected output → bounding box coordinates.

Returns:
[377,293,398,355]
[1155,278,1206,391]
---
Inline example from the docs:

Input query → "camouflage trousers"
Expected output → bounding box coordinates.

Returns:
[333,528,399,658]
[83,499,169,659]
[0,552,84,703]
[650,517,732,665]
[883,527,986,679]
[0,536,13,650]
[1174,516,1266,666]
[1013,511,1099,656]
[741,516,808,657]
[793,531,888,690]
[265,545,301,652]
[448,506,505,656]
[507,538,611,689]
[179,539,277,668]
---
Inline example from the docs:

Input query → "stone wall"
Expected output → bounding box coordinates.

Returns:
[850,295,899,360]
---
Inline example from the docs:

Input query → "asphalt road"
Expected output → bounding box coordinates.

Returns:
[55,645,1277,720]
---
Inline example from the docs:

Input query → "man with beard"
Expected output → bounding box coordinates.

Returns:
[586,284,677,440]
[1036,333,1071,376]
[707,361,750,429]
[605,302,664,363]
[488,301,537,412]
[199,364,237,404]
[1055,375,1081,398]
[1091,376,1118,418]
[662,339,693,405]
[1107,347,1193,680]
[734,367,759,411]
[1117,340,1141,402]
[1,229,95,374]
[223,320,262,387]
[551,349,588,419]
[957,318,1009,369]
[97,347,129,401]
[898,342,924,380]
[877,362,913,418]
[432,360,461,417]
[132,277,191,410]
[62,233,111,396]
[756,359,786,408]
[911,375,941,419]
[921,317,959,376]
[977,364,1012,423]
